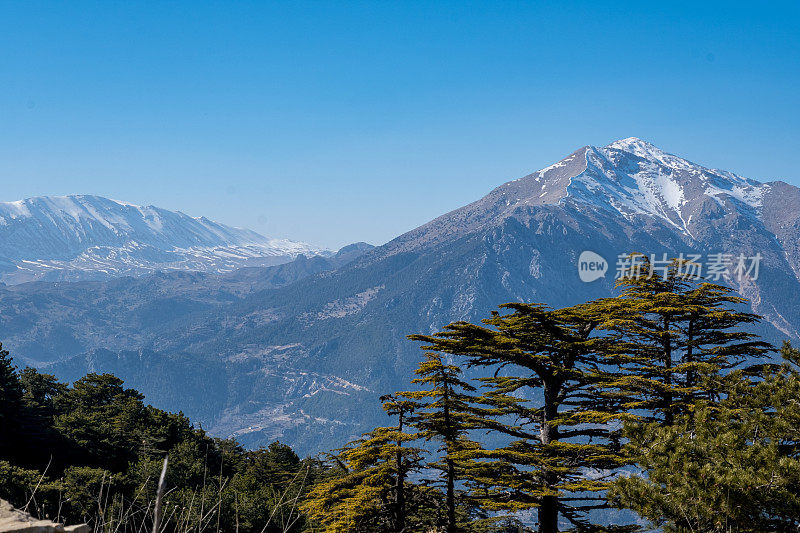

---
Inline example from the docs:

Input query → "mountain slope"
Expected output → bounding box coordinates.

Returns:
[3,139,800,455]
[368,137,796,337]
[0,195,327,283]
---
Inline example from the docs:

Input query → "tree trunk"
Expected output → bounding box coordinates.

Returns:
[685,317,695,390]
[539,378,560,533]
[538,495,558,533]
[394,410,406,533]
[663,316,674,425]
[446,457,456,533]
[443,382,457,533]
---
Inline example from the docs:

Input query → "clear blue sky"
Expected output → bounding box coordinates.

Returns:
[1,1,798,248]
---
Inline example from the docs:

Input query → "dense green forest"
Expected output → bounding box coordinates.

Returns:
[2,258,800,532]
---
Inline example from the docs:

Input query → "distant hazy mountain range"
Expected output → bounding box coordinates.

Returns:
[0,195,328,283]
[3,137,800,455]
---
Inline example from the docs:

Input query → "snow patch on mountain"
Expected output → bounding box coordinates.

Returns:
[704,171,766,209]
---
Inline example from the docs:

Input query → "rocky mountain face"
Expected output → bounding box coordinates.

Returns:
[3,139,800,455]
[0,195,327,283]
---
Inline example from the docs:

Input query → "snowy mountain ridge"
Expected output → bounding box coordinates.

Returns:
[385,137,774,256]
[573,137,766,224]
[464,137,768,242]
[0,194,328,283]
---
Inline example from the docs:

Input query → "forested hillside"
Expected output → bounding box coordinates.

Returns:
[0,350,321,532]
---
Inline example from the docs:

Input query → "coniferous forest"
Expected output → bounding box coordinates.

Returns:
[2,259,800,532]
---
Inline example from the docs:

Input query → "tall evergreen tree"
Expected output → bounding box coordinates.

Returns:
[410,303,636,533]
[301,395,428,533]
[398,352,488,533]
[381,394,419,533]
[610,342,800,532]
[53,373,149,471]
[596,255,772,424]
[15,368,68,468]
[0,343,23,459]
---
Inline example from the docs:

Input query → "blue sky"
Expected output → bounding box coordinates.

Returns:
[0,1,798,248]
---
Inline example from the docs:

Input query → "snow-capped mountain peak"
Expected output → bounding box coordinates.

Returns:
[559,138,768,237]
[605,136,678,164]
[397,138,772,253]
[0,195,258,245]
[0,194,329,283]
